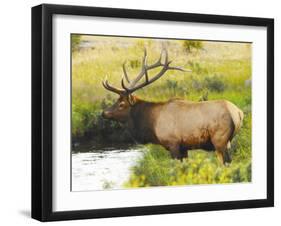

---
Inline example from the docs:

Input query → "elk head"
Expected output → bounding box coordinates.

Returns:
[102,48,190,122]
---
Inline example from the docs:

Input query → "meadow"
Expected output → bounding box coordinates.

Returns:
[72,34,252,187]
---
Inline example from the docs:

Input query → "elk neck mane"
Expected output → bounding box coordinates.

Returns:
[127,97,163,144]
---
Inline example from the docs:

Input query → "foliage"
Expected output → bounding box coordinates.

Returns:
[204,75,226,92]
[71,34,81,52]
[102,180,115,189]
[182,40,204,53]
[125,128,251,187]
[72,96,133,144]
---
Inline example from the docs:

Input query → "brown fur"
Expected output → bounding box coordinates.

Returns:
[102,95,244,165]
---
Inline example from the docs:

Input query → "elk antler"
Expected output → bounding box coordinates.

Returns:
[102,48,191,95]
[102,76,127,95]
[121,48,191,93]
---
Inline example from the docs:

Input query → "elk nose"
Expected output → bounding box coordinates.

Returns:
[102,110,111,118]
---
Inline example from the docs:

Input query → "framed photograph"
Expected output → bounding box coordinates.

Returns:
[32,4,274,221]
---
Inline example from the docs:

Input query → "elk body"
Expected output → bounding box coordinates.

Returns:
[102,49,244,165]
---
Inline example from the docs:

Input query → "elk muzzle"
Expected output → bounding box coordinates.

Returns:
[102,110,112,119]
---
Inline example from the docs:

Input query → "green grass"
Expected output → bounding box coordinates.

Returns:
[72,35,252,186]
[124,147,251,187]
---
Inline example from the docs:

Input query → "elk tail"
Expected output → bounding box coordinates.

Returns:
[234,109,244,135]
[226,101,244,139]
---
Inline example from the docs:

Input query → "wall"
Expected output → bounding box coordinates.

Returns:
[0,0,279,225]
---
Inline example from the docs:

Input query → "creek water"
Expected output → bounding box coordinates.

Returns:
[72,145,143,191]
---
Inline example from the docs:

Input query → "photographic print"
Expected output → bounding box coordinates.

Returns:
[71,35,252,191]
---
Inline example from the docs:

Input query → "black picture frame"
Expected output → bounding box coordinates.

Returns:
[32,3,274,222]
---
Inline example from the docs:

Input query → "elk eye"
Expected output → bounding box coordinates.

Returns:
[119,102,125,109]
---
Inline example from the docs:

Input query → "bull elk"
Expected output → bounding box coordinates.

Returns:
[102,49,244,165]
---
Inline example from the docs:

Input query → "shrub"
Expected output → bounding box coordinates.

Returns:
[71,34,81,52]
[230,114,251,160]
[182,40,204,53]
[191,79,204,91]
[188,62,208,74]
[124,145,173,187]
[125,136,251,187]
[129,59,140,69]
[204,75,226,92]
[72,102,98,137]
[165,79,178,95]
[72,98,133,145]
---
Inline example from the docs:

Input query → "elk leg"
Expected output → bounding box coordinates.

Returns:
[215,150,225,165]
[211,130,232,165]
[215,146,232,165]
[212,141,229,165]
[218,141,232,164]
[166,144,181,160]
[224,141,232,163]
[179,146,188,160]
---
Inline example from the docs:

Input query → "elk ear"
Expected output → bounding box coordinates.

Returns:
[127,94,137,106]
